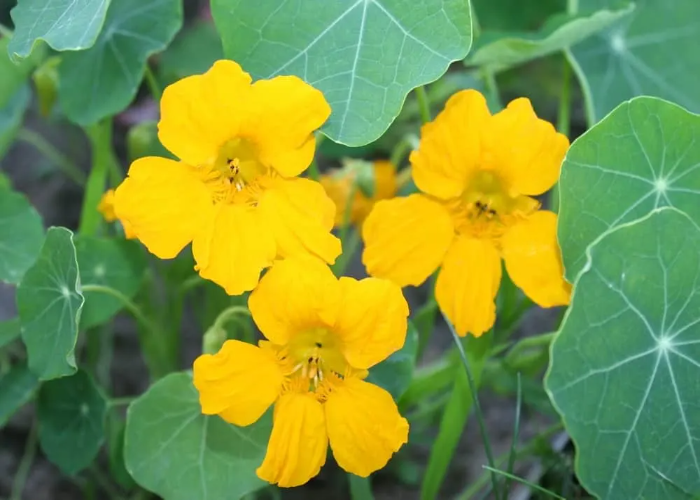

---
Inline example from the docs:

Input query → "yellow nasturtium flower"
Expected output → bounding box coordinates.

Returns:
[363,89,571,337]
[98,189,136,239]
[193,257,410,487]
[112,60,341,294]
[320,160,397,227]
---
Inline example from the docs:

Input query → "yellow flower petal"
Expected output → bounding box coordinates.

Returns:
[113,157,213,259]
[249,256,340,346]
[502,210,571,307]
[362,194,454,287]
[258,177,341,264]
[373,160,398,201]
[325,378,408,477]
[245,75,331,177]
[334,277,408,369]
[98,190,117,221]
[192,203,275,295]
[257,392,328,488]
[158,60,252,166]
[410,90,491,199]
[436,237,502,337]
[192,340,282,426]
[484,98,569,196]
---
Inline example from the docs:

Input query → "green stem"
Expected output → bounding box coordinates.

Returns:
[446,318,500,500]
[80,121,113,235]
[458,423,564,499]
[557,59,571,137]
[17,128,86,185]
[390,137,413,168]
[213,305,252,331]
[504,373,522,495]
[482,467,565,500]
[89,465,126,500]
[482,70,503,110]
[348,474,374,500]
[109,397,136,407]
[415,86,431,124]
[332,228,360,276]
[10,420,38,500]
[503,331,556,367]
[81,284,154,330]
[143,65,162,102]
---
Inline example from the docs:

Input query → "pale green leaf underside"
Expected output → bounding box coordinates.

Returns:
[569,0,700,124]
[18,227,84,380]
[7,0,111,59]
[547,208,700,500]
[558,96,700,282]
[213,0,472,146]
[0,186,44,284]
[124,372,270,500]
[58,0,182,125]
[467,6,634,71]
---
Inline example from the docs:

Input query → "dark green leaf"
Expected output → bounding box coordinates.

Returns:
[472,0,564,31]
[38,370,108,474]
[0,362,39,427]
[0,35,44,109]
[18,227,84,380]
[547,208,700,500]
[0,186,45,284]
[158,20,223,84]
[7,0,111,59]
[124,372,270,500]
[569,0,700,123]
[58,0,183,125]
[74,235,146,329]
[558,96,700,282]
[213,0,472,146]
[108,410,136,489]
[368,321,418,400]
[0,85,31,159]
[0,317,21,348]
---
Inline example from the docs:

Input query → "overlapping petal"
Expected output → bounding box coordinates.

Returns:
[158,60,253,166]
[502,210,571,307]
[113,157,213,259]
[362,194,454,287]
[245,76,331,177]
[192,203,275,295]
[436,236,502,337]
[258,177,341,264]
[410,90,491,199]
[484,98,569,196]
[257,393,328,488]
[192,340,283,426]
[334,277,408,369]
[249,257,340,346]
[325,378,409,477]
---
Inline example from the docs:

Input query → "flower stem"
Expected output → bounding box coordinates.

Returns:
[446,317,501,500]
[10,420,38,500]
[348,474,374,500]
[144,65,162,102]
[17,128,86,185]
[557,59,572,137]
[213,305,252,332]
[415,86,431,124]
[79,120,113,235]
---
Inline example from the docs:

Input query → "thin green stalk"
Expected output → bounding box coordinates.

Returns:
[89,465,126,500]
[332,228,360,276]
[504,331,556,367]
[390,137,412,167]
[213,305,252,331]
[143,66,162,102]
[81,284,154,330]
[446,317,500,500]
[109,397,136,407]
[10,420,38,500]
[17,128,86,185]
[80,121,113,235]
[481,467,565,500]
[415,86,431,124]
[458,423,564,499]
[349,474,375,500]
[557,59,572,138]
[482,70,503,110]
[504,373,522,495]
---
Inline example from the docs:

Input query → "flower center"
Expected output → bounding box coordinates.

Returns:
[450,170,539,238]
[202,138,269,204]
[286,327,347,386]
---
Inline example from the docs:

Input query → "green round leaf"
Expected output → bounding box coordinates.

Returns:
[7,0,111,59]
[18,227,84,380]
[0,35,44,109]
[0,85,31,159]
[467,6,634,72]
[38,370,108,475]
[125,372,271,500]
[367,321,418,400]
[569,0,700,124]
[0,362,39,427]
[212,0,472,146]
[75,236,146,329]
[547,208,700,500]
[558,96,700,282]
[158,20,224,84]
[0,186,45,284]
[58,0,183,125]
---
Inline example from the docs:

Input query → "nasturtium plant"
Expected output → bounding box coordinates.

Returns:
[547,208,700,500]
[569,0,700,123]
[212,0,473,145]
[0,362,39,427]
[0,185,44,284]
